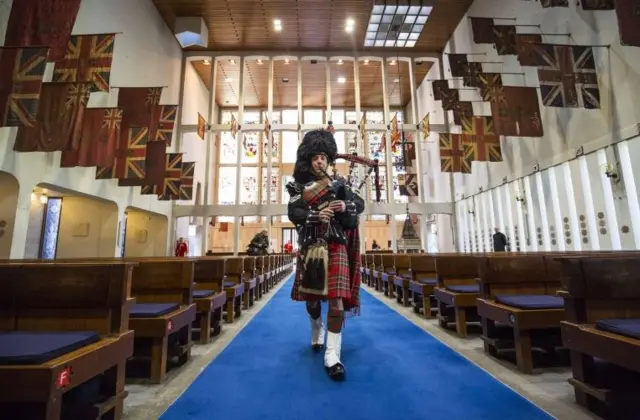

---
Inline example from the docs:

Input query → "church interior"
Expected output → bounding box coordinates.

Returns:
[0,0,639,418]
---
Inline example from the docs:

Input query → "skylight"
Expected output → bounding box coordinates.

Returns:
[364,1,433,48]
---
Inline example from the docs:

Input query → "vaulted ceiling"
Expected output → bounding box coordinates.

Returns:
[152,0,473,53]
[191,58,432,108]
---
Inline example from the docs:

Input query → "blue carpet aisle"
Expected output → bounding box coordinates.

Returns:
[161,273,552,420]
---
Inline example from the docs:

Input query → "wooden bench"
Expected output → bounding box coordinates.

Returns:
[433,255,480,338]
[243,256,259,306]
[126,260,196,383]
[193,257,243,324]
[391,254,413,306]
[0,262,135,420]
[476,255,567,373]
[378,254,396,298]
[408,254,438,318]
[557,255,640,419]
[223,257,249,320]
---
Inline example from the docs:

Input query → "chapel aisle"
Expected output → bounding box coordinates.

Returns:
[160,273,553,420]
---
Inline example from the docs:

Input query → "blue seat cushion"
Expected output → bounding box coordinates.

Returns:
[0,331,100,365]
[596,318,640,340]
[417,278,436,285]
[495,294,564,310]
[223,281,236,288]
[193,289,216,298]
[129,303,180,318]
[446,284,480,294]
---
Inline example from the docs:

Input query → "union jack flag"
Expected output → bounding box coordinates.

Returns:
[439,133,471,174]
[179,162,195,200]
[153,105,177,144]
[0,47,49,127]
[95,165,117,180]
[478,73,503,102]
[158,153,183,200]
[120,126,149,179]
[535,44,600,108]
[461,116,502,163]
[53,34,115,92]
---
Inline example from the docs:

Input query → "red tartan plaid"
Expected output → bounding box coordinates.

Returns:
[291,243,352,301]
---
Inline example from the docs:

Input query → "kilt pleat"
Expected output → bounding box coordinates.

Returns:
[292,243,352,302]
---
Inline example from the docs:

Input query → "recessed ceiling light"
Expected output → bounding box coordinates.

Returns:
[338,77,346,83]
[282,77,289,83]
[390,60,397,66]
[274,19,281,25]
[284,59,290,64]
[257,59,263,65]
[337,59,343,65]
[346,18,355,26]
[274,25,282,32]
[225,77,232,82]
[393,78,400,83]
[229,59,236,65]
[203,59,210,65]
[364,59,369,65]
[345,18,355,32]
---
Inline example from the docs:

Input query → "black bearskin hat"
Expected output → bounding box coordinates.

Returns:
[292,130,338,184]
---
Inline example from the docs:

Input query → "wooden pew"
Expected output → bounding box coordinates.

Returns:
[476,255,566,373]
[223,257,249,320]
[370,253,384,291]
[192,257,243,324]
[557,256,640,419]
[378,254,396,298]
[408,254,438,318]
[254,256,266,299]
[363,254,375,287]
[433,255,480,338]
[0,262,135,420]
[243,256,259,306]
[391,254,413,306]
[126,260,196,383]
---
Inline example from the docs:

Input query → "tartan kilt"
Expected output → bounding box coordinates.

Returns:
[292,243,352,302]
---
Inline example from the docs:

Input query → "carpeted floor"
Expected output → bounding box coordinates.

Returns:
[161,273,553,420]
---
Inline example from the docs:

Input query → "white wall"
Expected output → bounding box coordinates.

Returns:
[125,209,168,257]
[56,196,118,258]
[0,0,184,257]
[0,172,19,258]
[441,0,640,251]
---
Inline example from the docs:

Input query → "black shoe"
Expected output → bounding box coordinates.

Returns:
[325,363,345,381]
[312,344,324,352]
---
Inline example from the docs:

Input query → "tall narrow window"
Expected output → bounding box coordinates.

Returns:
[39,197,62,259]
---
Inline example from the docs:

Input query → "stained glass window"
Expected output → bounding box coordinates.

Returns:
[390,111,404,123]
[217,167,237,205]
[220,133,237,164]
[281,132,298,163]
[265,111,281,124]
[370,166,387,203]
[367,131,385,161]
[345,111,357,124]
[221,111,238,124]
[281,175,293,203]
[366,110,384,124]
[261,167,279,204]
[282,109,298,124]
[243,111,260,124]
[40,197,62,259]
[240,167,258,204]
[334,131,346,154]
[330,110,345,124]
[347,131,358,154]
[241,132,260,164]
[304,109,323,125]
[263,132,279,162]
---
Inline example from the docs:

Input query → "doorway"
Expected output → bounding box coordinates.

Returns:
[281,227,298,252]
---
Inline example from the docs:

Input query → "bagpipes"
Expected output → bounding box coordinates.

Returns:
[320,153,382,203]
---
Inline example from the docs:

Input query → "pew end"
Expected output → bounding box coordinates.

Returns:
[0,263,136,420]
[556,256,640,418]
